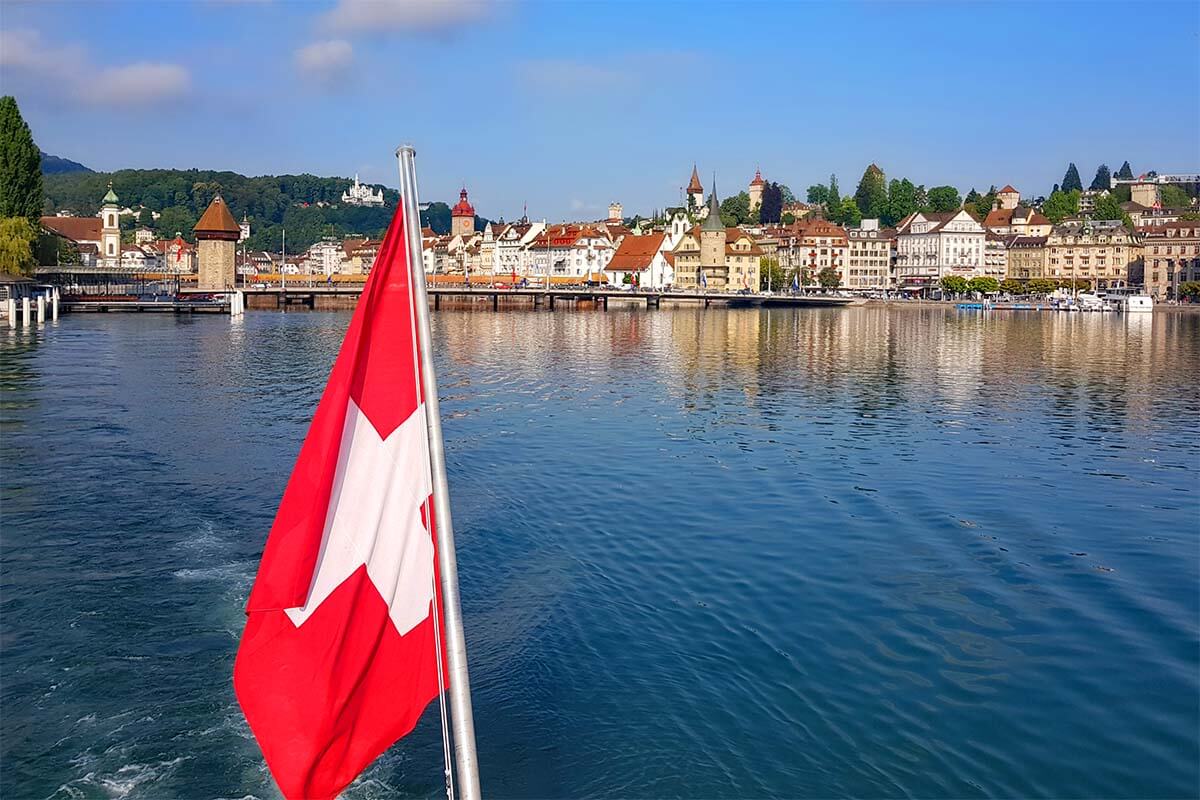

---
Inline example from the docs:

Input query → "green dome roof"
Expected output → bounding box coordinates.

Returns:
[102,182,118,204]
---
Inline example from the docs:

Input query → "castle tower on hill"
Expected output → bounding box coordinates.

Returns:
[193,195,241,290]
[451,187,475,237]
[687,164,704,210]
[748,169,765,212]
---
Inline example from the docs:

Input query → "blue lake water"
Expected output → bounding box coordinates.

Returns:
[2,304,1198,799]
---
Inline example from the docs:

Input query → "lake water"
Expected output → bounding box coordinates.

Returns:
[2,304,1198,800]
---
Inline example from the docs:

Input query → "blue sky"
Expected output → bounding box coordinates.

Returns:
[2,0,1198,220]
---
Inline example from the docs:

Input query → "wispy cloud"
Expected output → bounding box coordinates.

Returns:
[0,28,190,107]
[322,0,493,33]
[295,39,354,83]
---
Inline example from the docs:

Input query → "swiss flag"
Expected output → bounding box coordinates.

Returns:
[234,204,445,800]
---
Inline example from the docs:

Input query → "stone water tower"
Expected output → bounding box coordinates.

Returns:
[193,195,240,290]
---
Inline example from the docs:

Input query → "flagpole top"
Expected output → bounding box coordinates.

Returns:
[396,144,417,158]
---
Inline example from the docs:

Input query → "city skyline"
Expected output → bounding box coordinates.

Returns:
[3,0,1198,219]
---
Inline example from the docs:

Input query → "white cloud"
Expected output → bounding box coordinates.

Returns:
[295,39,354,78]
[323,0,492,32]
[0,28,190,108]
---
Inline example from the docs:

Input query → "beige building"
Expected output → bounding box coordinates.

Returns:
[1004,236,1048,281]
[194,195,240,290]
[672,192,762,290]
[1141,221,1200,300]
[984,205,1052,237]
[996,184,1020,210]
[845,220,893,289]
[1130,180,1160,208]
[1045,220,1141,289]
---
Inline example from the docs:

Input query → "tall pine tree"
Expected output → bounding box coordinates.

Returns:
[1115,161,1134,180]
[828,174,840,207]
[1090,164,1112,191]
[853,163,887,219]
[1062,163,1083,193]
[0,96,44,223]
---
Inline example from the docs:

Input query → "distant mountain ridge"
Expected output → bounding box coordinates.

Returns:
[40,152,93,175]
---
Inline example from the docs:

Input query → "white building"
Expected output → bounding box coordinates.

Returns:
[341,174,385,206]
[894,209,986,292]
[604,232,674,288]
[305,238,345,275]
[845,219,894,290]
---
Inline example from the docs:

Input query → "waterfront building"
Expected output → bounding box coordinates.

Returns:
[305,238,344,276]
[783,218,849,286]
[451,187,475,238]
[119,245,149,270]
[153,236,195,272]
[845,219,893,290]
[604,232,673,288]
[193,194,240,290]
[341,174,385,206]
[748,169,765,213]
[39,214,102,266]
[894,209,986,292]
[1141,221,1200,300]
[1045,220,1141,289]
[672,192,763,290]
[1004,236,1048,281]
[984,232,1008,280]
[528,224,614,280]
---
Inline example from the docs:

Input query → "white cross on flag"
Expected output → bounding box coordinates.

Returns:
[235,204,445,800]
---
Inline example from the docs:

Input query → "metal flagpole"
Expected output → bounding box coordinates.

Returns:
[396,145,482,800]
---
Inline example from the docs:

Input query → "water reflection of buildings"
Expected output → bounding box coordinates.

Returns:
[429,304,1192,435]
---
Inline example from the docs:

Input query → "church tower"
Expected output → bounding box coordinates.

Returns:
[451,187,475,238]
[193,194,241,290]
[100,182,120,266]
[699,182,726,287]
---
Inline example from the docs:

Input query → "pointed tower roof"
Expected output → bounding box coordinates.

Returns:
[750,168,765,187]
[687,164,703,194]
[102,181,119,205]
[701,179,724,232]
[451,187,475,218]
[193,194,241,240]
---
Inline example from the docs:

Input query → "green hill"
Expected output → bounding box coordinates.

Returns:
[42,168,478,253]
[40,152,93,175]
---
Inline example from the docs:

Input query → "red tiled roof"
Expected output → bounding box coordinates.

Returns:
[194,196,241,236]
[999,185,1018,194]
[687,165,703,194]
[750,168,764,187]
[606,232,666,271]
[451,187,475,217]
[41,216,101,242]
[984,208,1013,228]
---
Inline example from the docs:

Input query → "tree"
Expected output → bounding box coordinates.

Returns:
[156,206,198,241]
[827,174,840,208]
[1115,161,1135,180]
[940,275,968,296]
[1160,184,1193,209]
[1062,163,1083,193]
[832,196,861,227]
[781,212,796,225]
[0,216,36,275]
[806,184,829,206]
[1090,164,1112,191]
[817,266,840,289]
[884,178,919,225]
[927,185,962,213]
[1042,189,1081,223]
[720,191,752,226]
[759,182,783,224]
[1090,193,1132,227]
[854,163,887,219]
[999,278,1024,295]
[1179,281,1200,300]
[1027,278,1057,295]
[967,276,999,294]
[759,257,786,291]
[778,185,796,205]
[0,97,44,223]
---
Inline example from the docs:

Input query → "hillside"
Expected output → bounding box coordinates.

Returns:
[40,152,93,175]
[42,168,480,253]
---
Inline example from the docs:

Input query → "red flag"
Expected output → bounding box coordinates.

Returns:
[174,236,185,263]
[234,205,445,800]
